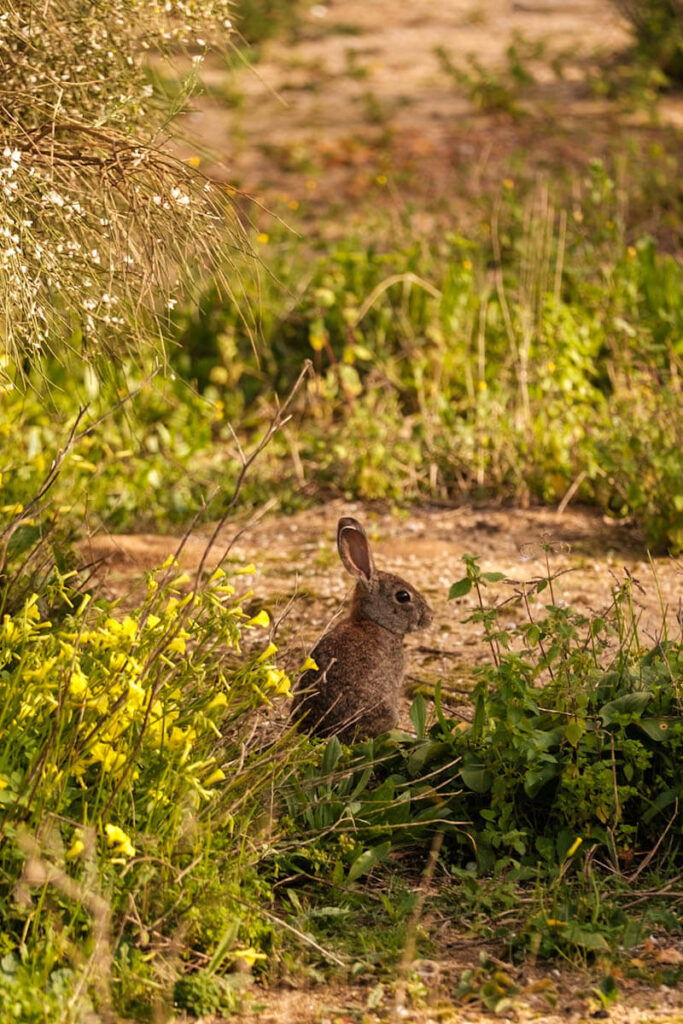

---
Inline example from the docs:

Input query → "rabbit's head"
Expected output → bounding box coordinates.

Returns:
[337,517,433,636]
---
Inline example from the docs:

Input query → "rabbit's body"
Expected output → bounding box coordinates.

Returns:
[292,518,433,743]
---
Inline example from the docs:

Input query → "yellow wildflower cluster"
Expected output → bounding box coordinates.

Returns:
[0,564,291,838]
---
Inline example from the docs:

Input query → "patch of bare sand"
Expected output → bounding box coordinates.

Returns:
[79,501,681,719]
[170,0,682,220]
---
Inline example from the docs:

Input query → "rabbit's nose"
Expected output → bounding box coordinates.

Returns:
[420,603,434,629]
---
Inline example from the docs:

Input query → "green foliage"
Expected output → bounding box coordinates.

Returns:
[170,171,683,550]
[277,561,683,963]
[612,0,683,79]
[234,0,302,44]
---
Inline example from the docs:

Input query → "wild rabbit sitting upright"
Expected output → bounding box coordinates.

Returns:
[292,517,433,742]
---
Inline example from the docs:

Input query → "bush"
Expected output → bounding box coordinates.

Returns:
[0,556,299,1015]
[611,0,683,79]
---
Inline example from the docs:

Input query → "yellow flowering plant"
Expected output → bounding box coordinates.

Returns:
[0,557,299,1004]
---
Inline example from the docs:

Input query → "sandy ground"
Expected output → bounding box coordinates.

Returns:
[80,500,682,708]
[171,0,681,225]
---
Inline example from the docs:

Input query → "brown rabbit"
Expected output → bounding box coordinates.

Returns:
[291,517,433,742]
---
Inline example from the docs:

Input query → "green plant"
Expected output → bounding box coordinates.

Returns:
[0,546,308,1014]
[611,0,683,79]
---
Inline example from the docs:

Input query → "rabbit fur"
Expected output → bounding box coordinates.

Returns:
[291,517,433,742]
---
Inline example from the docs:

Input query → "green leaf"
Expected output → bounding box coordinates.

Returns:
[481,571,506,583]
[642,786,682,823]
[347,841,391,882]
[564,924,609,951]
[449,578,472,599]
[565,719,584,747]
[599,692,652,725]
[322,736,343,774]
[407,740,451,775]
[524,762,560,797]
[460,763,493,793]
[409,693,428,739]
[638,717,675,742]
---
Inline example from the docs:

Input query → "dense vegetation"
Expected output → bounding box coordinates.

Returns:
[0,0,682,1020]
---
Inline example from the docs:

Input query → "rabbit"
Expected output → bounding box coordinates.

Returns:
[291,516,433,743]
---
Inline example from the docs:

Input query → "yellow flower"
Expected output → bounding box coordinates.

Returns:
[0,775,7,791]
[265,668,291,695]
[2,616,17,641]
[236,563,256,575]
[206,768,226,785]
[257,641,278,662]
[69,668,89,698]
[462,259,473,271]
[300,656,319,672]
[187,155,201,168]
[503,177,515,189]
[256,232,269,244]
[90,743,126,773]
[566,836,583,858]
[231,948,267,967]
[477,380,487,392]
[66,837,85,860]
[105,824,136,859]
[208,692,229,710]
[167,635,186,654]
[247,610,270,629]
[126,679,146,709]
[376,174,387,186]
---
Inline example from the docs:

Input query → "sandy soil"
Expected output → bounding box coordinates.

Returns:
[172,0,681,224]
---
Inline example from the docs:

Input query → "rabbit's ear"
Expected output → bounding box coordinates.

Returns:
[337,517,375,583]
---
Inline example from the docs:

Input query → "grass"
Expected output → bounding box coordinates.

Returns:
[3,156,681,552]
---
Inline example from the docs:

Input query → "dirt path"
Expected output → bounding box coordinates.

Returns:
[175,0,681,218]
[81,501,681,723]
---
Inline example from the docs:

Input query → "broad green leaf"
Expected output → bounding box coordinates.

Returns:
[565,719,584,747]
[638,717,675,742]
[460,763,493,793]
[347,840,391,882]
[481,571,506,583]
[600,692,652,725]
[449,578,472,599]
[524,762,560,798]
[407,740,451,776]
[642,786,682,823]
[322,735,343,774]
[564,924,609,951]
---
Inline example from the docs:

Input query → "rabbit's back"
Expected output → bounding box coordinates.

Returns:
[292,618,404,742]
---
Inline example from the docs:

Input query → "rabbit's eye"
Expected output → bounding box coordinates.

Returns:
[395,589,412,604]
